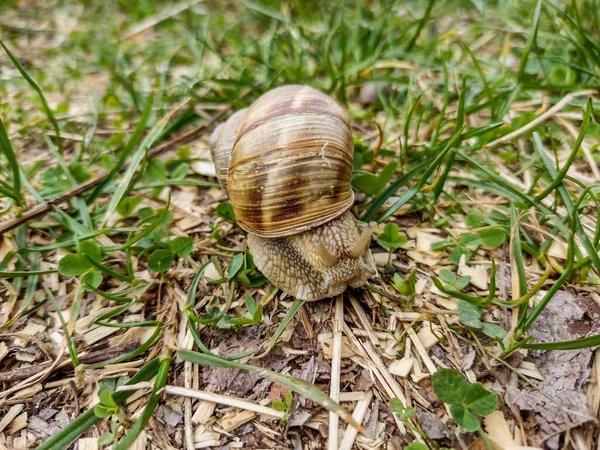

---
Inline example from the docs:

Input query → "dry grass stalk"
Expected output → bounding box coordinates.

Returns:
[328,294,344,450]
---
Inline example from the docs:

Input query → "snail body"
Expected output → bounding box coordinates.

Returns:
[209,85,375,301]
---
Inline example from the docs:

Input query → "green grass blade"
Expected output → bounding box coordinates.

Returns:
[518,231,575,335]
[532,132,600,274]
[177,349,363,431]
[517,0,543,81]
[88,93,154,204]
[101,96,171,227]
[114,353,172,450]
[362,158,433,222]
[35,358,161,450]
[81,323,163,370]
[534,98,592,202]
[0,116,23,205]
[46,286,80,367]
[0,39,64,155]
[377,126,464,222]
[433,77,466,202]
[526,332,600,350]
[0,269,57,278]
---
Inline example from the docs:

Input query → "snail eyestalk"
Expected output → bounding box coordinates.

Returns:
[314,239,339,267]
[349,221,377,258]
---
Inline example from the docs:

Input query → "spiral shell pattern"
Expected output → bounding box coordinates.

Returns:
[228,85,354,238]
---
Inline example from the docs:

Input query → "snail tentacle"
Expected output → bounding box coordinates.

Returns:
[314,239,339,267]
[348,221,377,259]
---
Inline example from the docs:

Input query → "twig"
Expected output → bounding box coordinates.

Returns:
[117,383,284,419]
[484,90,597,150]
[328,294,344,450]
[339,389,374,450]
[0,343,135,383]
[0,110,227,236]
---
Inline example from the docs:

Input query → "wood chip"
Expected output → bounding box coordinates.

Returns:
[406,250,440,267]
[14,322,46,347]
[13,383,42,399]
[484,410,515,450]
[388,357,414,377]
[0,342,8,363]
[193,429,221,448]
[0,405,24,433]
[8,412,27,435]
[217,410,255,432]
[458,256,489,290]
[191,401,216,425]
[77,437,99,450]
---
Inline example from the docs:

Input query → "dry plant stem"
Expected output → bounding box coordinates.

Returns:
[339,389,374,450]
[0,110,228,236]
[484,89,597,150]
[328,294,344,450]
[117,383,284,419]
[0,343,134,383]
[183,360,195,450]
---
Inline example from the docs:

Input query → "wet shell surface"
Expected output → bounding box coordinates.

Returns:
[228,85,354,238]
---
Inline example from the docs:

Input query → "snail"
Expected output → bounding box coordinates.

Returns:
[209,85,377,301]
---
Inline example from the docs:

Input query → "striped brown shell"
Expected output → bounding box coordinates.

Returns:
[208,108,248,193]
[228,85,355,238]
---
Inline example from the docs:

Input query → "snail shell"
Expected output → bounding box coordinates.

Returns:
[208,108,248,193]
[227,85,355,238]
[208,85,377,301]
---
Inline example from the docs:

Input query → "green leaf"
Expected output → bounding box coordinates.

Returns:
[393,270,417,296]
[59,254,92,276]
[352,161,397,197]
[481,322,507,339]
[69,162,91,184]
[454,275,471,291]
[215,202,235,221]
[439,269,456,284]
[172,236,194,257]
[432,368,467,404]
[404,443,429,450]
[272,401,287,411]
[465,213,483,228]
[457,300,482,328]
[390,398,414,422]
[93,404,113,418]
[377,223,407,250]
[478,227,507,249]
[460,232,482,248]
[40,167,70,194]
[116,196,143,218]
[171,162,189,180]
[80,240,102,262]
[147,158,167,181]
[138,207,155,220]
[82,270,103,291]
[97,432,114,446]
[244,294,257,316]
[450,403,480,432]
[227,253,244,280]
[464,383,498,416]
[449,246,470,265]
[147,249,174,272]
